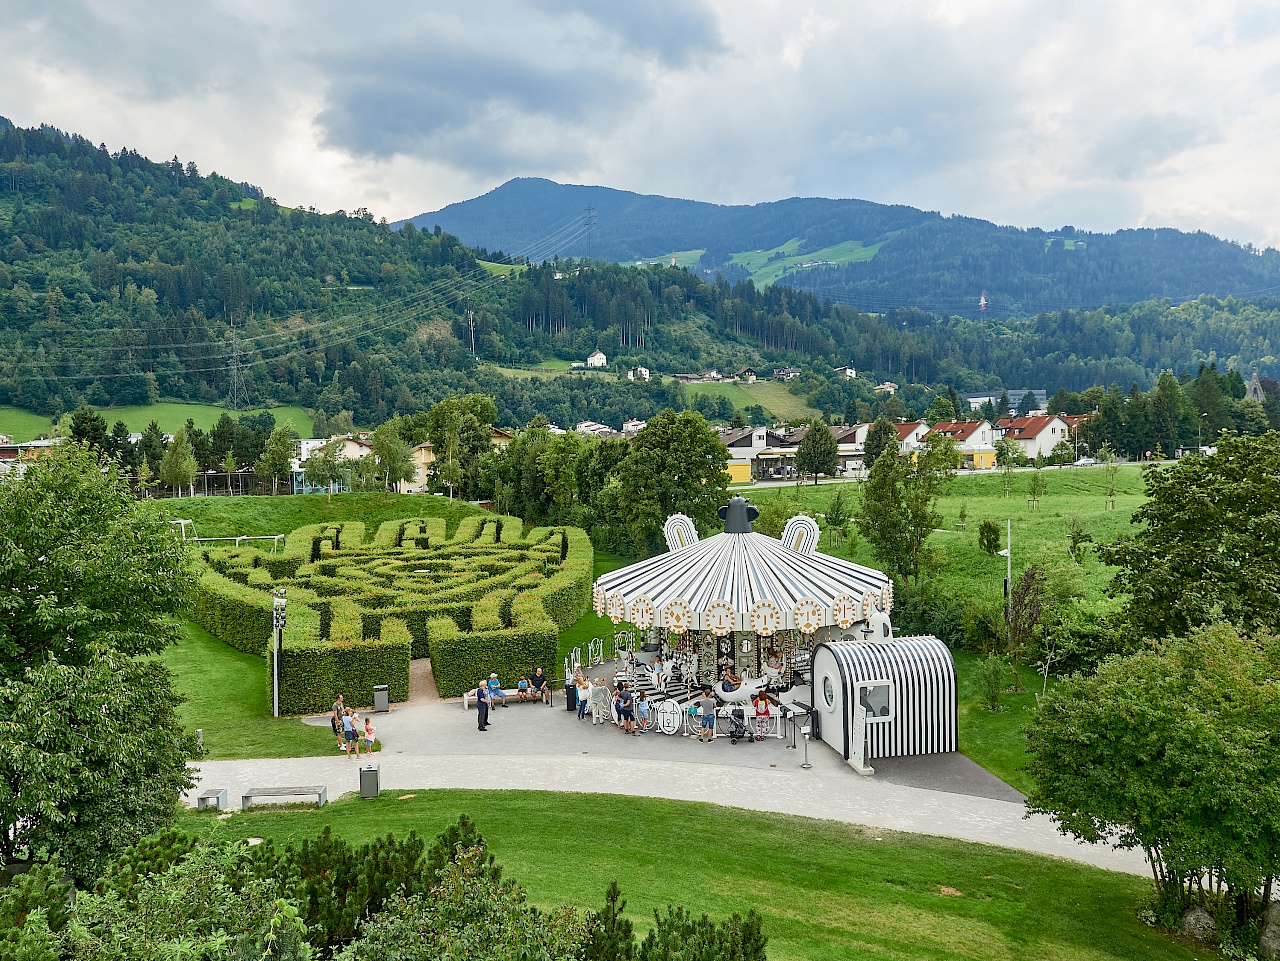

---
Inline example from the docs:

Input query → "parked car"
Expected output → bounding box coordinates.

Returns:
[1074,456,1098,467]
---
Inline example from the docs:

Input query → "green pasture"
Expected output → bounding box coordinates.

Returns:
[627,249,706,269]
[477,259,526,277]
[684,380,767,415]
[728,238,884,287]
[0,401,315,443]
[739,380,822,421]
[179,790,1193,961]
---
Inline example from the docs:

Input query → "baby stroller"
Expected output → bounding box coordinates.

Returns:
[728,706,755,745]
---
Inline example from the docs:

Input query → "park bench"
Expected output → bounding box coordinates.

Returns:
[461,684,555,710]
[241,785,328,810]
[197,787,229,811]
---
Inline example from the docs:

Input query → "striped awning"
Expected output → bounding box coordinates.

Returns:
[593,529,893,634]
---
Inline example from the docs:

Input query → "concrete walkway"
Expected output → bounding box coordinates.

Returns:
[190,681,1145,877]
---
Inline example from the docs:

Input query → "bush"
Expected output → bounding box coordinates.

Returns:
[191,517,592,711]
[975,654,1007,712]
[978,519,1001,554]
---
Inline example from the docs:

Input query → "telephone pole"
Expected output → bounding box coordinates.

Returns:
[584,205,596,261]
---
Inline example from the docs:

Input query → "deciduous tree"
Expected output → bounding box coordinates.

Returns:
[795,419,837,484]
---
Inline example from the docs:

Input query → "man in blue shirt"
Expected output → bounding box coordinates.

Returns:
[617,681,636,735]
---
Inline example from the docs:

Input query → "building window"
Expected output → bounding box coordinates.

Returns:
[859,682,893,721]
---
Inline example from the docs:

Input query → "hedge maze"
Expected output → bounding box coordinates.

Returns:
[191,515,593,713]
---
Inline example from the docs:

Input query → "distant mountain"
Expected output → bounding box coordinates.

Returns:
[403,179,1280,318]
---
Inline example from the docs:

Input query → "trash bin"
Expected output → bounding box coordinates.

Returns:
[564,681,577,713]
[359,763,379,799]
[373,684,389,713]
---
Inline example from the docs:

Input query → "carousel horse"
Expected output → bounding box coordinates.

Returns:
[712,674,768,704]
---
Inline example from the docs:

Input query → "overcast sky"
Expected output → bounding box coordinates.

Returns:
[5,1,1280,245]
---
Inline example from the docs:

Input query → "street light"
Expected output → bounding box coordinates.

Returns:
[1198,413,1209,454]
[272,589,287,717]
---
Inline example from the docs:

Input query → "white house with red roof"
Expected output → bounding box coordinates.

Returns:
[996,415,1071,460]
[926,419,998,469]
[896,421,930,455]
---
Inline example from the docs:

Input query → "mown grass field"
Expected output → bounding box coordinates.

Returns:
[728,237,885,286]
[740,379,823,420]
[179,790,1195,961]
[684,380,767,415]
[0,401,314,442]
[477,259,527,276]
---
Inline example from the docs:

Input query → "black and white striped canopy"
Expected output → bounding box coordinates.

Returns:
[593,524,893,634]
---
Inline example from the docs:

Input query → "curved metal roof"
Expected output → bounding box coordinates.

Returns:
[593,527,892,633]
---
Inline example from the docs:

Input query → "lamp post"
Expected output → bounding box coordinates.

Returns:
[1199,412,1209,454]
[272,589,287,718]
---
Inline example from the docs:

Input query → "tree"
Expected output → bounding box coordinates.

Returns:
[862,416,897,467]
[754,490,803,538]
[924,394,956,425]
[0,444,196,880]
[823,486,853,548]
[856,435,958,599]
[68,405,108,450]
[1025,623,1280,928]
[1027,467,1047,508]
[105,420,138,470]
[795,420,837,484]
[369,421,415,493]
[729,410,746,429]
[139,419,167,474]
[1015,390,1038,417]
[995,436,1019,496]
[159,426,198,496]
[1004,562,1048,688]
[425,395,499,500]
[1099,431,1280,639]
[978,518,1001,554]
[302,440,348,503]
[255,424,298,495]
[537,431,585,517]
[601,410,729,556]
[223,449,239,495]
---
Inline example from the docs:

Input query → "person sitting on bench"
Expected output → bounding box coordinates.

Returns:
[488,673,509,707]
[516,676,531,701]
[530,667,551,703]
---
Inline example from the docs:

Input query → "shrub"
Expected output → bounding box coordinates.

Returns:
[975,654,1007,712]
[978,519,1001,554]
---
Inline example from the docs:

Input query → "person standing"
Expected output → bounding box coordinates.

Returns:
[575,672,591,720]
[341,708,358,757]
[363,716,376,754]
[331,694,345,750]
[753,690,772,739]
[476,678,491,732]
[617,682,636,735]
[696,687,717,743]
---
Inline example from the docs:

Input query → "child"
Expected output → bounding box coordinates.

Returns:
[753,690,772,739]
[363,716,376,754]
[516,676,531,701]
[636,690,651,732]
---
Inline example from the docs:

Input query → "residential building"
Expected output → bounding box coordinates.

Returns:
[874,381,899,395]
[833,366,857,379]
[996,415,1072,460]
[586,349,608,369]
[896,421,929,454]
[627,366,651,382]
[735,367,758,383]
[576,420,619,438]
[720,426,787,482]
[772,367,802,382]
[925,420,997,469]
[622,419,647,437]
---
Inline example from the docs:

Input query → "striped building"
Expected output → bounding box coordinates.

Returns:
[810,636,957,773]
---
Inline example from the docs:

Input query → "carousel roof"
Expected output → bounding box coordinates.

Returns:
[593,497,893,634]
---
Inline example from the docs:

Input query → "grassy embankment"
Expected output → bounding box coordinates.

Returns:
[179,790,1196,961]
[0,401,314,443]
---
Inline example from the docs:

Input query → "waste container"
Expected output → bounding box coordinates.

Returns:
[359,763,379,799]
[564,681,577,713]
[373,684,389,713]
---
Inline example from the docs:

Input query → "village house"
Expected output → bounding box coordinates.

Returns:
[833,366,857,379]
[772,366,802,382]
[925,419,997,469]
[586,349,608,369]
[627,366,651,382]
[622,418,647,437]
[896,421,930,454]
[874,381,899,395]
[996,414,1072,460]
[735,367,758,383]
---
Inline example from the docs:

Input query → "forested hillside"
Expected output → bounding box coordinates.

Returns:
[3,118,1280,435]
[408,178,1280,318]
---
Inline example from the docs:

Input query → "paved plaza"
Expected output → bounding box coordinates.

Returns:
[189,671,1146,877]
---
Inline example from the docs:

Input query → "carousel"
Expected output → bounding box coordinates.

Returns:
[589,496,899,738]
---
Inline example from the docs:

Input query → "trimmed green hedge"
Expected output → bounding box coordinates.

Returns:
[190,517,592,712]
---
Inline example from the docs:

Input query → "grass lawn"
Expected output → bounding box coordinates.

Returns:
[166,622,337,759]
[0,401,315,443]
[557,550,629,662]
[955,651,1050,796]
[157,491,482,540]
[685,381,767,416]
[178,790,1194,961]
[740,380,822,421]
[477,260,526,277]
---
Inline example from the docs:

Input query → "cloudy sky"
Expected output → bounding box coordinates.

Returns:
[5,0,1280,245]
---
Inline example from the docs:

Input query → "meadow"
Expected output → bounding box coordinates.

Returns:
[0,401,314,442]
[179,790,1196,961]
[740,380,823,420]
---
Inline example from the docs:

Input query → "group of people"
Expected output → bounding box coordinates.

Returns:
[570,670,653,734]
[330,694,376,758]
[474,667,551,731]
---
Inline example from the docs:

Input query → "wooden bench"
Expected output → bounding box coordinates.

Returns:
[461,684,555,709]
[241,785,328,810]
[197,787,229,811]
